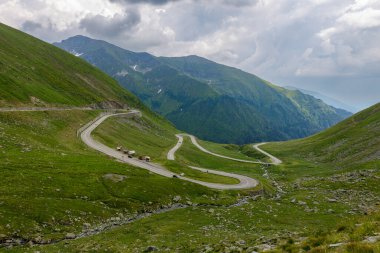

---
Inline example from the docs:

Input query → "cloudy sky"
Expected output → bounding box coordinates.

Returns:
[1,0,379,111]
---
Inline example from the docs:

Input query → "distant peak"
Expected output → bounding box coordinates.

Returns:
[185,55,203,59]
[71,34,89,39]
[56,35,139,54]
[167,54,214,64]
[62,34,94,42]
[185,55,210,61]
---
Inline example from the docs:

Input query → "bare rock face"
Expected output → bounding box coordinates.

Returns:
[30,96,46,106]
[364,235,380,243]
[83,223,91,229]
[33,235,42,243]
[65,233,76,240]
[103,174,127,182]
[173,196,182,202]
[0,234,7,242]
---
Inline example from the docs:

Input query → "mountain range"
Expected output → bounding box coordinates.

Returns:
[285,86,358,113]
[54,36,351,144]
[1,22,379,252]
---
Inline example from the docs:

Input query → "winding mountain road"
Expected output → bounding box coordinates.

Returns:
[168,134,282,165]
[253,143,282,165]
[1,108,277,189]
[80,111,258,190]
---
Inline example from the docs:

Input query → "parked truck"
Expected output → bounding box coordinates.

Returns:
[139,155,151,162]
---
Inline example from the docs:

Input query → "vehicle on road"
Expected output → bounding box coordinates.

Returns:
[80,111,259,190]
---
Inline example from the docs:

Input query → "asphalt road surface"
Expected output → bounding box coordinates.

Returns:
[168,134,282,165]
[253,143,282,165]
[80,112,258,190]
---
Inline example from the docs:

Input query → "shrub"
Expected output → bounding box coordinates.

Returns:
[346,242,374,253]
[337,225,347,232]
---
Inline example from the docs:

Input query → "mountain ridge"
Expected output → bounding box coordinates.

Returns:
[0,24,379,253]
[285,85,358,113]
[55,35,352,144]
[0,23,144,109]
[265,102,380,169]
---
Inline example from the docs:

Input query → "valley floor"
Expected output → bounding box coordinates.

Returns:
[0,109,379,252]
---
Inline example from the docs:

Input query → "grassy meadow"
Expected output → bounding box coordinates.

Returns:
[1,106,379,252]
[0,110,251,246]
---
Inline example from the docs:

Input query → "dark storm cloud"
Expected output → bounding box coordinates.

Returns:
[21,20,42,32]
[79,10,141,37]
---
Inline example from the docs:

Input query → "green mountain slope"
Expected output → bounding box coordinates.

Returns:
[8,104,379,252]
[0,25,379,252]
[265,102,380,169]
[0,24,245,245]
[0,23,140,108]
[55,36,351,144]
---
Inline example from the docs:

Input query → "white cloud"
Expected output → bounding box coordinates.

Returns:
[0,0,379,109]
[338,7,380,28]
[348,0,380,11]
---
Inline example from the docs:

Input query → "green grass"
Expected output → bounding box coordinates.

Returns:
[197,139,270,162]
[164,160,240,185]
[2,107,380,252]
[16,183,375,252]
[9,105,378,252]
[93,114,245,185]
[271,209,380,253]
[25,164,380,252]
[2,20,379,252]
[0,23,140,107]
[0,111,245,244]
[174,136,267,180]
[263,103,380,170]
[92,113,177,162]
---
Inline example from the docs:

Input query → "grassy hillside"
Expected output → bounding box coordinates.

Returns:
[0,108,378,251]
[11,101,379,253]
[0,23,140,107]
[55,36,351,144]
[0,110,252,245]
[1,23,379,252]
[264,102,380,169]
[0,24,269,250]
